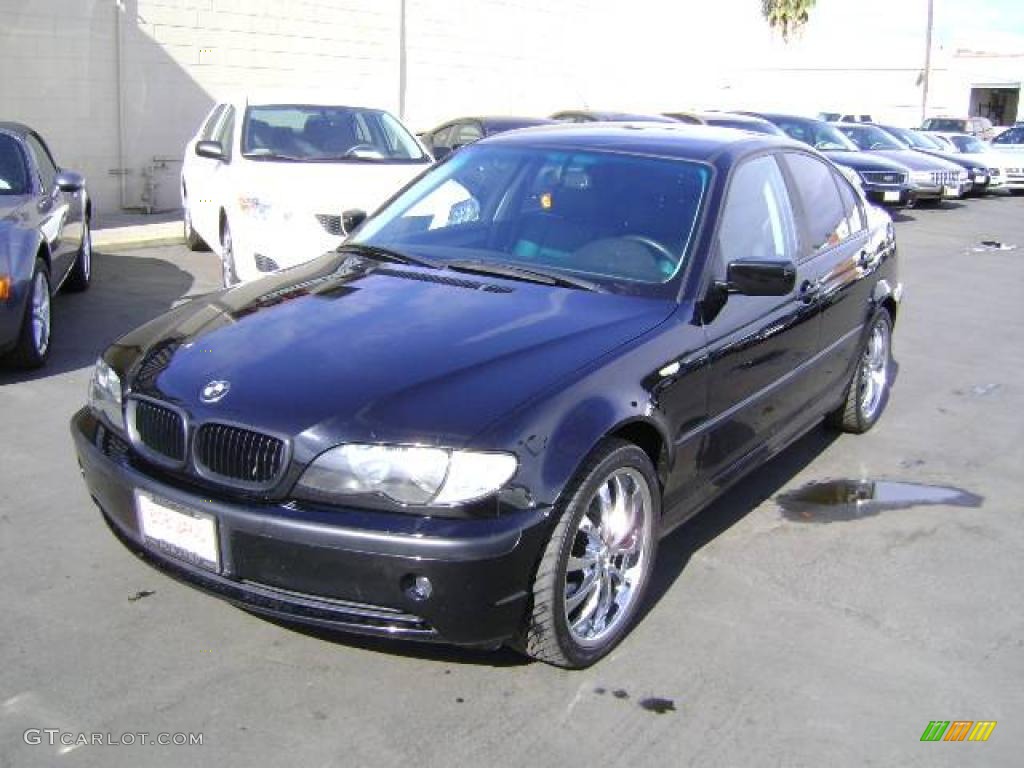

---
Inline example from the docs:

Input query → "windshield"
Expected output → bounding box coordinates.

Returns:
[351,145,711,295]
[951,135,987,153]
[774,120,857,151]
[0,134,29,195]
[241,105,427,162]
[837,125,905,151]
[888,127,940,150]
[923,118,967,132]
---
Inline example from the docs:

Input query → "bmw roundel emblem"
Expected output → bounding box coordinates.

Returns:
[200,380,231,403]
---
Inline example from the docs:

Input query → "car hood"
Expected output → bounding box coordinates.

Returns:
[233,158,430,215]
[867,149,963,172]
[115,254,675,452]
[821,150,910,173]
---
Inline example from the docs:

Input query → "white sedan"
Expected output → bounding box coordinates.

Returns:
[989,124,1024,193]
[181,94,432,286]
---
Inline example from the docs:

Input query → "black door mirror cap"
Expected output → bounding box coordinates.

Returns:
[195,140,226,161]
[725,259,797,296]
[341,209,368,235]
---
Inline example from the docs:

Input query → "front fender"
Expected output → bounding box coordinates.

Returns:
[1,223,46,345]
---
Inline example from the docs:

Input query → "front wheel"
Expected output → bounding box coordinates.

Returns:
[827,309,893,433]
[521,439,659,668]
[6,259,52,369]
[183,199,207,251]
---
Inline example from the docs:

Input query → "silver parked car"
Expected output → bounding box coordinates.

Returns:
[0,122,92,368]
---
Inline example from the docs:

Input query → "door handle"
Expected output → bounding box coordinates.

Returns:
[799,279,821,303]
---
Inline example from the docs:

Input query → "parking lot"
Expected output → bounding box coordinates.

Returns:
[1,195,1022,766]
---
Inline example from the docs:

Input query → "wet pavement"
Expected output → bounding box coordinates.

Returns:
[1,194,1023,767]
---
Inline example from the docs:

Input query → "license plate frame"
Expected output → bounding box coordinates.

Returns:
[136,491,220,572]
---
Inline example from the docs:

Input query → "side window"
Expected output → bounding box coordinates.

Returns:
[200,105,226,141]
[25,134,58,190]
[214,107,235,161]
[430,125,454,150]
[835,175,866,235]
[454,122,483,147]
[782,152,848,256]
[718,155,798,266]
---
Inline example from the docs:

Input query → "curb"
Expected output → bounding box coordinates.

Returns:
[92,234,186,252]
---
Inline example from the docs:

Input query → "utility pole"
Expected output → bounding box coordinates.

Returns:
[920,0,934,125]
[398,0,408,119]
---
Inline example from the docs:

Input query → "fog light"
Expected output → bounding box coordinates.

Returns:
[403,575,433,601]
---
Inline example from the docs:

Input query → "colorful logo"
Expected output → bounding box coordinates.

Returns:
[921,721,997,742]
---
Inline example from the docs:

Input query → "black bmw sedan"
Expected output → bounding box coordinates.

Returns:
[73,124,901,668]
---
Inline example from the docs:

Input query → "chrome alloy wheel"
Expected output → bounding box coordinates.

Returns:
[220,222,236,287]
[31,270,51,356]
[81,223,92,281]
[859,318,890,421]
[564,467,654,646]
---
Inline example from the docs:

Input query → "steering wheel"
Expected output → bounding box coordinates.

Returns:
[344,144,383,158]
[618,235,678,273]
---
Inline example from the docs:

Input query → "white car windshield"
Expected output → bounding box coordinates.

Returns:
[241,105,427,163]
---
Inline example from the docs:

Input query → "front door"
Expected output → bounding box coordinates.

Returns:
[697,153,821,487]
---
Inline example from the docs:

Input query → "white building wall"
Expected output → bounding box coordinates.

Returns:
[1,0,1020,214]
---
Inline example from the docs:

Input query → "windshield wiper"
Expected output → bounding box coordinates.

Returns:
[446,260,603,292]
[241,151,304,162]
[337,243,440,270]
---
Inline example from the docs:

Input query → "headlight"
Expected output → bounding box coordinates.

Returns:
[88,358,124,432]
[295,444,518,506]
[909,170,932,184]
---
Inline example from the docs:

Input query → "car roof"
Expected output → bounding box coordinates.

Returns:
[439,116,557,130]
[222,92,397,112]
[552,110,677,123]
[478,122,797,163]
[0,121,33,138]
[740,111,821,126]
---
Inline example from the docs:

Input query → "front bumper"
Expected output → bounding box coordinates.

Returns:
[231,214,344,283]
[71,409,553,647]
[863,184,915,207]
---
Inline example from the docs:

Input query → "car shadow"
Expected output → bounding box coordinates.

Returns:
[639,424,841,622]
[0,249,195,384]
[889,209,916,223]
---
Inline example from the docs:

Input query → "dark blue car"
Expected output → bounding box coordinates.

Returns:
[1,122,92,367]
[73,123,900,667]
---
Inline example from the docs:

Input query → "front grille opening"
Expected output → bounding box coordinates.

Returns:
[315,214,344,236]
[134,400,186,463]
[195,423,285,487]
[254,253,280,272]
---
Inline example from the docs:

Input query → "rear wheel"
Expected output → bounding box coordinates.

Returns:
[521,439,659,668]
[6,259,52,369]
[183,197,207,251]
[827,309,893,433]
[63,217,92,292]
[219,217,239,288]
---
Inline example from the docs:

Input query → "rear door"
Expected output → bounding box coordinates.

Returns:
[779,151,874,407]
[698,153,821,485]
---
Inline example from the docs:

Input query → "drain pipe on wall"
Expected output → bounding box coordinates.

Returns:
[114,0,129,210]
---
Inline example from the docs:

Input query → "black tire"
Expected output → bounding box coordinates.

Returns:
[6,259,52,369]
[63,217,92,293]
[183,199,207,251]
[219,216,239,288]
[827,309,893,434]
[521,438,660,668]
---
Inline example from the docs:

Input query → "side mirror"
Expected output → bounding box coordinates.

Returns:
[195,140,225,161]
[55,170,85,192]
[341,209,367,235]
[726,259,796,296]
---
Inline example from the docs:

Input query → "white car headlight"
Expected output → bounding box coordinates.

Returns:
[88,358,124,432]
[295,444,518,506]
[909,170,932,184]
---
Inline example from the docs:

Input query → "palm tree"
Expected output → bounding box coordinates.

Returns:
[761,0,817,40]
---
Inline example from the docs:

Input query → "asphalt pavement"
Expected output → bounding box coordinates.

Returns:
[1,196,1022,767]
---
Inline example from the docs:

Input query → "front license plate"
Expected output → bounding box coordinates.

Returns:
[136,492,220,572]
[883,190,901,202]
[942,185,959,198]
[976,175,987,184]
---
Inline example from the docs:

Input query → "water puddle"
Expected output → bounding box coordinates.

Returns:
[777,479,982,523]
[972,240,1017,252]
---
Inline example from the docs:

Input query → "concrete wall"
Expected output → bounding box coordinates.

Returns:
[2,0,1020,214]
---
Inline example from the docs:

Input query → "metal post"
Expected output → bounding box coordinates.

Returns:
[921,0,934,125]
[398,0,407,119]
